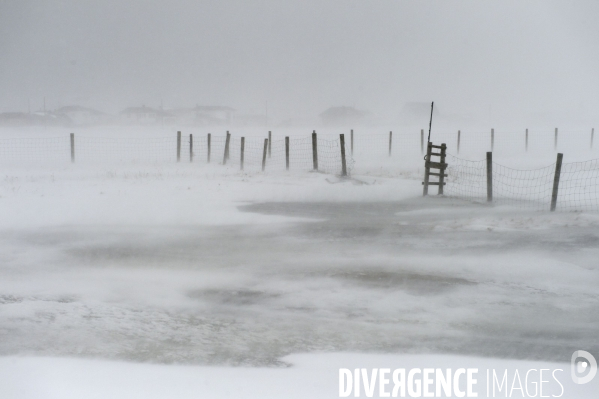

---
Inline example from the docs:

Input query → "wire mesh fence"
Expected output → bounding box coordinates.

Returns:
[444,154,599,211]
[0,132,352,176]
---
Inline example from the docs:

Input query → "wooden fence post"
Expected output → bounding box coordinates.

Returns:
[340,134,347,177]
[268,131,272,158]
[421,129,424,154]
[70,133,75,163]
[240,137,245,170]
[491,128,494,151]
[312,130,318,171]
[554,128,558,150]
[550,153,563,212]
[457,130,461,154]
[438,143,446,195]
[388,131,392,156]
[350,129,354,156]
[262,138,268,171]
[486,152,493,202]
[285,136,290,171]
[225,131,230,160]
[223,131,230,165]
[525,129,529,152]
[177,131,181,162]
[592,128,595,149]
[207,133,211,163]
[189,134,193,162]
[423,142,432,196]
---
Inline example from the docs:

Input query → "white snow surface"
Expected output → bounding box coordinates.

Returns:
[0,126,598,397]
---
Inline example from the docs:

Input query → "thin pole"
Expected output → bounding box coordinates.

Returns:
[457,130,461,154]
[350,129,354,156]
[592,128,595,149]
[262,138,268,171]
[340,134,347,177]
[240,137,245,170]
[207,133,211,163]
[427,102,434,143]
[70,133,75,163]
[550,153,563,211]
[285,136,290,171]
[491,128,494,151]
[189,134,193,162]
[525,129,528,152]
[388,131,392,157]
[486,152,493,202]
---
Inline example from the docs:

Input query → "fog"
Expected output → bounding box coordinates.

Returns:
[1,0,599,126]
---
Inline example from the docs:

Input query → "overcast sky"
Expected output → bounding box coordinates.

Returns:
[1,0,598,125]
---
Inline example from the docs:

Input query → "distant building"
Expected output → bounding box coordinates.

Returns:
[55,105,107,126]
[0,112,31,126]
[169,105,235,126]
[120,106,174,125]
[0,111,70,126]
[399,102,438,125]
[320,106,367,126]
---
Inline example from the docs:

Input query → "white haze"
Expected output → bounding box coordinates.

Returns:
[1,0,599,125]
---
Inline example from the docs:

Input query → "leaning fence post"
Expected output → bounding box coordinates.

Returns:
[312,130,318,171]
[491,128,494,151]
[350,129,354,156]
[554,128,558,150]
[525,128,529,152]
[177,131,181,162]
[189,134,193,162]
[268,131,272,158]
[340,134,347,177]
[388,131,392,157]
[262,138,268,171]
[223,131,231,165]
[421,129,424,154]
[70,133,75,163]
[486,152,493,202]
[207,133,211,163]
[240,137,245,171]
[457,130,461,154]
[285,136,290,170]
[550,153,563,212]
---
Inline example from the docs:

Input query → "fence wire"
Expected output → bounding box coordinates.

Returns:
[445,154,599,211]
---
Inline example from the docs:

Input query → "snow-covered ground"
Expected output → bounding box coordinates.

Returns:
[0,127,598,397]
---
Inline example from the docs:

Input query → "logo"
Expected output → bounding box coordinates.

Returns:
[571,350,597,385]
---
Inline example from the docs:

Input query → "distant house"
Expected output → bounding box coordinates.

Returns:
[166,105,235,126]
[120,106,174,125]
[0,112,31,126]
[55,105,106,126]
[399,102,438,125]
[0,111,70,126]
[320,106,367,126]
